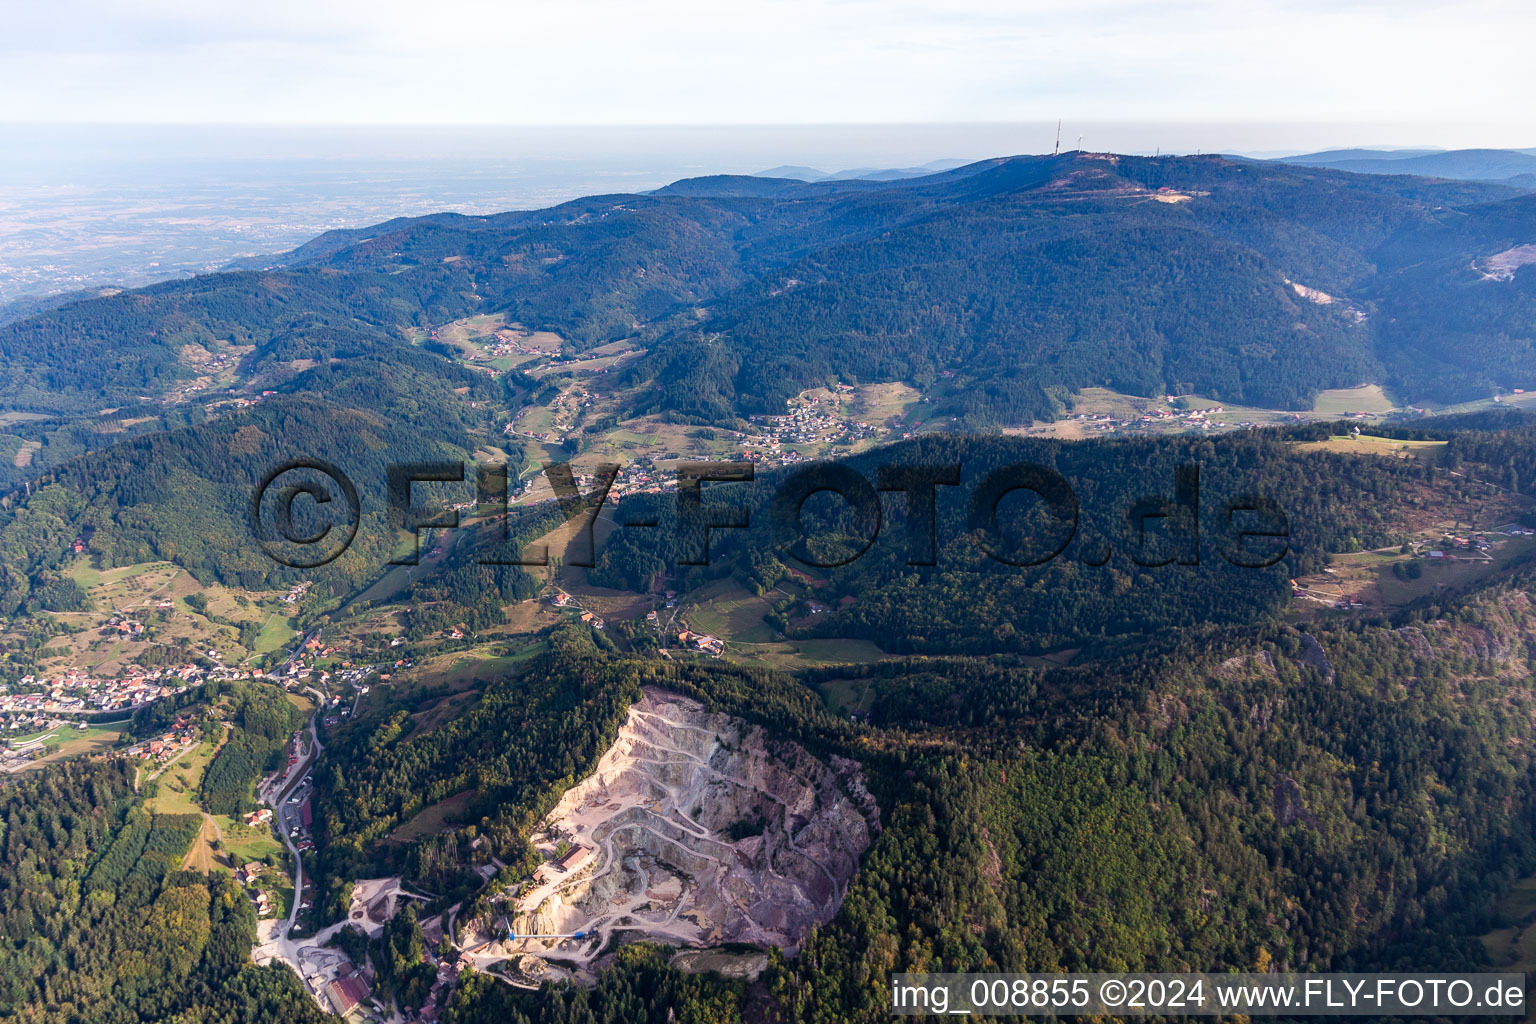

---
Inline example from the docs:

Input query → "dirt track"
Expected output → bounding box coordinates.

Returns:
[181,814,220,873]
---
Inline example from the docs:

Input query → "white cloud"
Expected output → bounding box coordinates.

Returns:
[0,0,1531,141]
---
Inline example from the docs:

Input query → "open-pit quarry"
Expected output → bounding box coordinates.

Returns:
[463,687,879,982]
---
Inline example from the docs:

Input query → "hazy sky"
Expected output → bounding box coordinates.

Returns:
[2,0,1533,148]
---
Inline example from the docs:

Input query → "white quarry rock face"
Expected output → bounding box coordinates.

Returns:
[501,687,878,966]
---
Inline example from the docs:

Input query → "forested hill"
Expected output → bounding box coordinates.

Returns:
[591,425,1514,657]
[0,348,512,621]
[2,153,1533,430]
[1279,147,1536,182]
[309,578,1536,1024]
[15,578,1536,1023]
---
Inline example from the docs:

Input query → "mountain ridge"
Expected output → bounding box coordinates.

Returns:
[3,152,1533,443]
[1280,146,1536,182]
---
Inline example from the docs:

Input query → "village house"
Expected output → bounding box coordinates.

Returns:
[675,630,725,657]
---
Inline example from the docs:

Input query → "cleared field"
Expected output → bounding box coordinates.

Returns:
[185,812,293,916]
[69,558,181,606]
[724,637,890,672]
[404,689,481,741]
[1311,384,1398,416]
[46,559,286,673]
[390,788,478,843]
[681,582,779,644]
[515,403,556,435]
[817,677,874,716]
[13,723,122,770]
[850,382,923,425]
[1293,434,1447,459]
[513,438,568,478]
[1377,538,1536,607]
[432,312,509,358]
[1067,387,1291,426]
[1062,384,1410,432]
[518,329,565,354]
[1017,648,1080,669]
[1068,387,1161,418]
[1422,391,1536,417]
[527,504,622,568]
[12,439,40,468]
[268,876,296,921]
[218,814,286,868]
[411,642,548,692]
[344,526,469,608]
[512,414,745,492]
[146,737,221,816]
[560,349,640,373]
[252,611,298,655]
[69,561,103,589]
[1293,535,1536,617]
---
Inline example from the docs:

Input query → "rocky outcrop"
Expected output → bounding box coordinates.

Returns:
[1296,633,1335,683]
[509,689,876,961]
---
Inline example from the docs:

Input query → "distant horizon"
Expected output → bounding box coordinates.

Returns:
[2,123,1531,305]
[2,122,1532,177]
